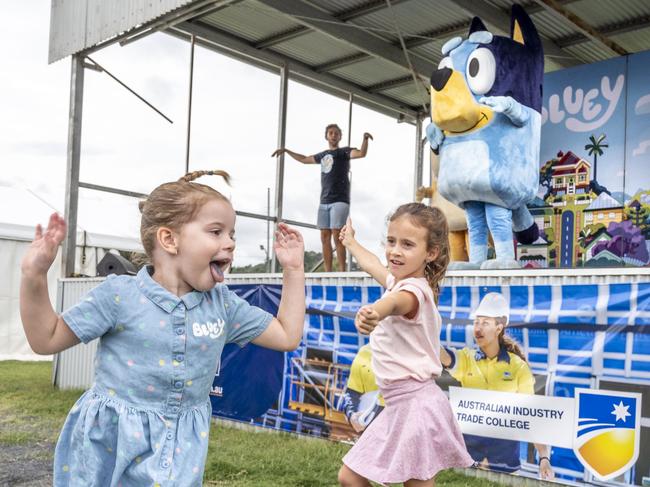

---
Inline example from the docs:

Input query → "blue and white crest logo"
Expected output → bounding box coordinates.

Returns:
[573,389,641,481]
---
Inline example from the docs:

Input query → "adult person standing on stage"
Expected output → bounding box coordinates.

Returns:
[440,292,555,480]
[272,124,373,271]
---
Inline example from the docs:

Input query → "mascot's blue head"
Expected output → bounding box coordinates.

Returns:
[430,4,543,133]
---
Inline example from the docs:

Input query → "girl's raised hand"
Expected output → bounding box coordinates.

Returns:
[354,305,379,334]
[21,213,67,277]
[274,222,304,271]
[338,217,355,247]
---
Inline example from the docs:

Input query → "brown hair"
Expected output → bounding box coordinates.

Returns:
[389,203,449,302]
[496,317,527,362]
[324,123,342,138]
[138,170,231,257]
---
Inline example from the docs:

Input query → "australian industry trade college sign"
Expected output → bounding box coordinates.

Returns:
[449,387,641,481]
[455,400,566,429]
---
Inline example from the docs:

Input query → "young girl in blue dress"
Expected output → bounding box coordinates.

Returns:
[20,170,306,486]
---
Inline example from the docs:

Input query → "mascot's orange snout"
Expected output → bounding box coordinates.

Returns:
[430,67,492,134]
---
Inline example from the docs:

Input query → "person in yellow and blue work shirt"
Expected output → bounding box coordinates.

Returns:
[440,292,555,480]
[342,344,385,433]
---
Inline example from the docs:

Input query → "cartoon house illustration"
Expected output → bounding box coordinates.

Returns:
[551,151,591,197]
[583,192,624,228]
[547,151,594,267]
[583,226,612,262]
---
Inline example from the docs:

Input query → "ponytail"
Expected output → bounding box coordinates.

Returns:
[497,320,527,363]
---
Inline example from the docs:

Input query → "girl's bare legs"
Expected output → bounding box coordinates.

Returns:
[405,478,435,487]
[338,465,372,487]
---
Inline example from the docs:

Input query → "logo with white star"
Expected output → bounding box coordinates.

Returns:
[611,400,631,422]
[573,389,641,481]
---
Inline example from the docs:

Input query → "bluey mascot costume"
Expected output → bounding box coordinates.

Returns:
[427,4,542,269]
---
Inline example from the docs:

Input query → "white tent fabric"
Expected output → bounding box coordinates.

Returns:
[0,185,141,361]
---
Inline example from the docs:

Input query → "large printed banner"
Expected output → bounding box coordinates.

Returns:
[450,387,642,481]
[214,281,650,486]
[518,49,650,269]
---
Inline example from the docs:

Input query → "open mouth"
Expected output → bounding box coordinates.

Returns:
[447,112,488,134]
[209,259,231,283]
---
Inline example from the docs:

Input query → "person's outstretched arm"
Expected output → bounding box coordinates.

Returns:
[20,213,80,355]
[271,148,316,164]
[338,217,388,287]
[354,290,418,335]
[252,223,306,351]
[350,133,373,159]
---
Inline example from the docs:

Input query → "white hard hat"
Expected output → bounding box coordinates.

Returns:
[470,293,509,324]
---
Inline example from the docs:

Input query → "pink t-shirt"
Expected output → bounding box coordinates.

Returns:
[370,274,443,387]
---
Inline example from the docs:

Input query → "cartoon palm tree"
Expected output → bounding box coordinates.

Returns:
[585,134,608,182]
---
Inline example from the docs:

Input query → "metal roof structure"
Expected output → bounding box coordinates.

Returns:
[50,0,650,121]
[48,0,650,275]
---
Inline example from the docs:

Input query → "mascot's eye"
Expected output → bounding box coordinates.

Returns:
[438,57,453,70]
[465,48,496,95]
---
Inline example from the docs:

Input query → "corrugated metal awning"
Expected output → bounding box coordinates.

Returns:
[49,0,650,121]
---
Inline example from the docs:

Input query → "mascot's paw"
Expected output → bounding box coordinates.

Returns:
[478,95,513,113]
[480,259,521,270]
[448,261,482,270]
[514,222,539,245]
[425,123,445,154]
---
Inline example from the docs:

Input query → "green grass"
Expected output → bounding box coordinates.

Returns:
[0,361,500,486]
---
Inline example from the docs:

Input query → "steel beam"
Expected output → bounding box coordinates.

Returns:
[454,0,582,67]
[556,15,650,49]
[253,0,415,49]
[254,0,434,76]
[531,0,628,56]
[173,21,420,121]
[62,55,84,277]
[413,115,423,201]
[185,35,196,173]
[79,0,241,57]
[271,64,289,273]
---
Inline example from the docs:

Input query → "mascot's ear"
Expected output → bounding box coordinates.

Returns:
[469,16,488,34]
[510,3,542,50]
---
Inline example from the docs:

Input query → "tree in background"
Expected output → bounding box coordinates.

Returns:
[232,250,327,273]
[585,134,608,182]
[625,199,650,239]
[592,220,649,265]
[539,158,555,200]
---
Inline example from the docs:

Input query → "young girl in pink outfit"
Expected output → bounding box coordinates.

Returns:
[337,203,473,487]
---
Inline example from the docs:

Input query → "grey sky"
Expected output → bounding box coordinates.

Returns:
[1,1,424,267]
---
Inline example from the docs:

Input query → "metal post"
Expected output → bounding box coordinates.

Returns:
[413,114,423,201]
[271,64,289,273]
[184,34,196,174]
[346,93,353,271]
[347,93,353,146]
[61,55,85,278]
[266,187,271,272]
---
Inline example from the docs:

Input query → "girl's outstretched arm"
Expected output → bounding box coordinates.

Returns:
[339,217,388,287]
[252,223,305,351]
[354,290,418,335]
[20,213,80,355]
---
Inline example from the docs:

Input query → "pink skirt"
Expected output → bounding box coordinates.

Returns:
[343,378,473,484]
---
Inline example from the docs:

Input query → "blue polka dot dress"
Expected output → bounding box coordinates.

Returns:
[55,266,272,486]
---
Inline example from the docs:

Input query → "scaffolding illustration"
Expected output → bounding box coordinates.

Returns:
[286,355,356,441]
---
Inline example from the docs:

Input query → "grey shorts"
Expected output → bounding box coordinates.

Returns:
[317,202,350,230]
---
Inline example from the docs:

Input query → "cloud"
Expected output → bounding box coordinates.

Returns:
[632,139,650,156]
[635,94,650,115]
